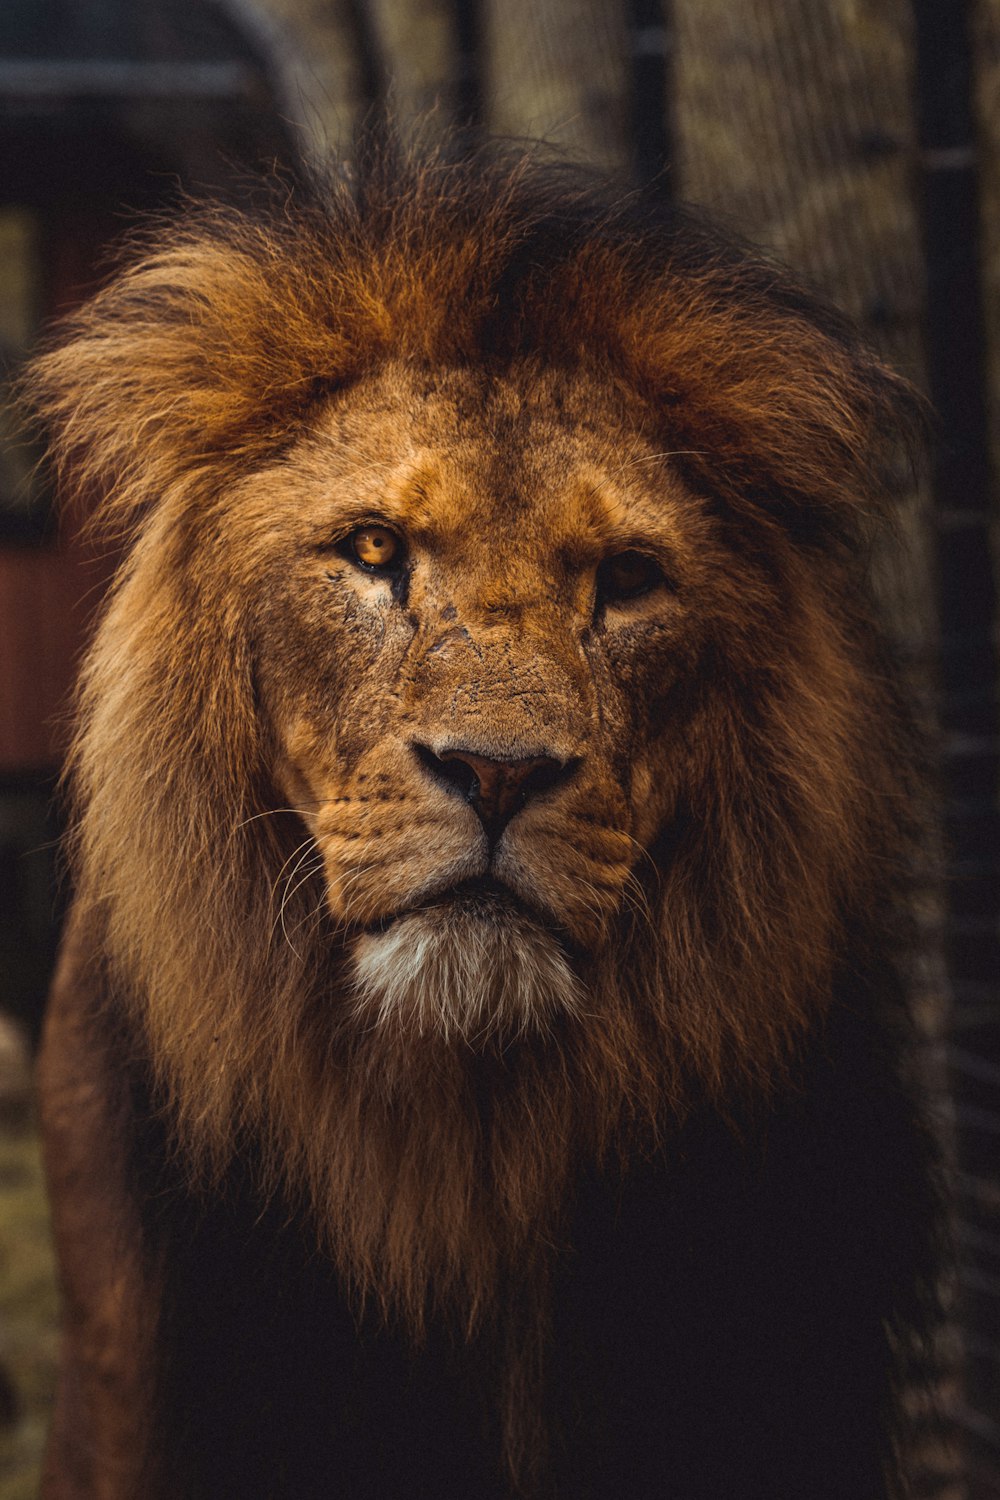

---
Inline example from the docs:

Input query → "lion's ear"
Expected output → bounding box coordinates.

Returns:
[20,219,360,538]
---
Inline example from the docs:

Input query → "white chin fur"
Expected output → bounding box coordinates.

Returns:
[350,900,581,1042]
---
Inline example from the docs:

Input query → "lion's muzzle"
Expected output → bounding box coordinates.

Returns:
[412,743,577,845]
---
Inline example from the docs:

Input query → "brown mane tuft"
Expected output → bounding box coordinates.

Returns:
[26,143,924,544]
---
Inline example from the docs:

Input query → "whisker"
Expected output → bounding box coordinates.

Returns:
[234,806,314,832]
[270,838,324,955]
[233,799,357,834]
[622,869,657,939]
[287,886,334,947]
[603,448,712,491]
[278,855,327,959]
[611,448,709,477]
[269,837,319,904]
[282,855,326,918]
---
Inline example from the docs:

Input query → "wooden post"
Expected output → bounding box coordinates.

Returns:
[626,0,671,191]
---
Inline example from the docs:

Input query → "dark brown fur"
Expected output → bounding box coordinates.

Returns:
[27,143,937,1499]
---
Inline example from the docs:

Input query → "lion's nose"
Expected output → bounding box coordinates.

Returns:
[414,744,572,843]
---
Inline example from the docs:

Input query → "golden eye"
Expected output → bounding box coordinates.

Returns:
[597,550,667,604]
[350,525,400,570]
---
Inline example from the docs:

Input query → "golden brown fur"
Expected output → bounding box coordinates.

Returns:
[27,144,930,1494]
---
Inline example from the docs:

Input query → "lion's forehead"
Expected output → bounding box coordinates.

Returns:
[279,362,692,566]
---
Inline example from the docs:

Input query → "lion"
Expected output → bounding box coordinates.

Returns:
[27,144,940,1499]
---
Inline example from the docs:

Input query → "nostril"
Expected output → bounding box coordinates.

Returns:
[413,743,479,800]
[521,758,568,801]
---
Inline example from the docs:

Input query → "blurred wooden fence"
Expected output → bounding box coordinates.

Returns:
[259,1,998,1492]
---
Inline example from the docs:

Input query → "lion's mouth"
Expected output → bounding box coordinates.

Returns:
[364,875,542,935]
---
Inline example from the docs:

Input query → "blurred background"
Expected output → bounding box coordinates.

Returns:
[0,0,997,1495]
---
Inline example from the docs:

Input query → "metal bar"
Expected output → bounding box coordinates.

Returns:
[452,0,482,139]
[343,0,388,124]
[626,0,671,191]
[0,59,258,101]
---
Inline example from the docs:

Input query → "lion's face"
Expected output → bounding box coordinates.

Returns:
[240,362,718,1038]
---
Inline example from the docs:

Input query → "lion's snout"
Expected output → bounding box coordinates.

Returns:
[411,742,577,845]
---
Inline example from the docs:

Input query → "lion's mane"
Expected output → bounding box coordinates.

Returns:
[28,144,937,1494]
